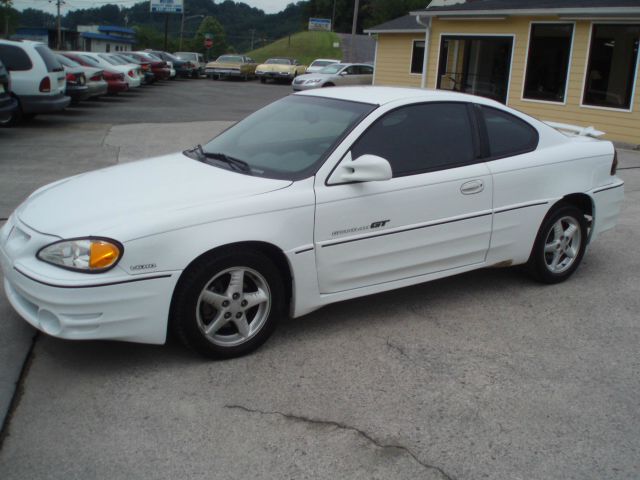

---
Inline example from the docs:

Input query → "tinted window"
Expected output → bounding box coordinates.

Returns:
[35,45,63,72]
[523,24,573,102]
[351,103,476,177]
[411,40,425,74]
[0,45,32,71]
[360,65,373,74]
[479,106,538,158]
[583,24,640,110]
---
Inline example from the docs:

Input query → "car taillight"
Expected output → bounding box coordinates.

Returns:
[39,76,51,92]
[611,150,618,176]
[66,73,77,83]
[128,70,135,78]
[90,73,102,81]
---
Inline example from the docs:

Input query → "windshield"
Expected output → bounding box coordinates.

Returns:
[217,55,243,63]
[266,58,291,65]
[311,60,337,67]
[175,52,196,61]
[98,54,122,65]
[79,55,101,67]
[319,64,345,74]
[200,95,375,180]
[56,54,81,68]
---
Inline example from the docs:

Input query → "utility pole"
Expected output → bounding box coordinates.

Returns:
[331,0,337,32]
[250,29,255,50]
[163,13,169,51]
[350,0,359,62]
[49,0,64,49]
[179,9,185,50]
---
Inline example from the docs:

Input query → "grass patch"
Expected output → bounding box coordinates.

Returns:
[247,31,343,66]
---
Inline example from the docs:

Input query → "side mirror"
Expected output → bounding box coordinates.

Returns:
[329,152,393,184]
[339,70,348,76]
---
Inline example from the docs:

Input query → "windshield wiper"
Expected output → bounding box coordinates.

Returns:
[185,145,251,173]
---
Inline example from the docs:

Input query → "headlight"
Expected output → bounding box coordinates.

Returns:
[37,238,123,273]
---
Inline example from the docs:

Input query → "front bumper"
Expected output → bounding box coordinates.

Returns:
[206,68,243,78]
[256,71,294,80]
[66,85,91,103]
[87,81,109,98]
[19,93,70,114]
[0,217,179,345]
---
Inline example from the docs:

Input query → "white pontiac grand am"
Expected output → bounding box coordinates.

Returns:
[0,87,624,358]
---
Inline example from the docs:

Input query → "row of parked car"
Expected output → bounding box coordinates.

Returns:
[203,56,375,91]
[0,39,205,127]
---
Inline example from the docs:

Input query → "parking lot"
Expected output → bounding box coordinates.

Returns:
[1,80,639,480]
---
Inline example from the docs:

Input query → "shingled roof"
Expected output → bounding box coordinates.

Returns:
[416,0,640,15]
[364,15,423,33]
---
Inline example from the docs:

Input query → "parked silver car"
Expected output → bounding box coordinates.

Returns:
[292,63,374,91]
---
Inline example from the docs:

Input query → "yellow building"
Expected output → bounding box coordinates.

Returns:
[365,1,640,145]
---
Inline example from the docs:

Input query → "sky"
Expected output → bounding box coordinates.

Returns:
[12,0,294,16]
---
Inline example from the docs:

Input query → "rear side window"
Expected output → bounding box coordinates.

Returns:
[351,102,476,177]
[479,105,538,158]
[0,45,32,71]
[35,45,63,72]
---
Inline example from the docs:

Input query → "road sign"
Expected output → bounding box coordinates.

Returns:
[150,0,183,14]
[204,38,213,49]
[308,18,331,31]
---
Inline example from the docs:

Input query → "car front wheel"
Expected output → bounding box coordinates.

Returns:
[527,203,588,284]
[171,250,284,358]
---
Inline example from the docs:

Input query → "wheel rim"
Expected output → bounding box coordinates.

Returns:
[196,267,271,347]
[544,216,582,274]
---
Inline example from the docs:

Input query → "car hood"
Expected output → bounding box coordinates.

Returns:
[17,152,292,240]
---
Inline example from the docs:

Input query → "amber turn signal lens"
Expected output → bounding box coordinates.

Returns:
[90,241,121,269]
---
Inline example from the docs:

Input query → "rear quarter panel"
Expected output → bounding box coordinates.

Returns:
[485,138,615,265]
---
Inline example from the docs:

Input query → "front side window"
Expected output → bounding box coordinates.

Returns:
[583,24,640,110]
[351,102,476,177]
[523,23,574,102]
[201,96,374,180]
[411,40,425,74]
[478,105,538,159]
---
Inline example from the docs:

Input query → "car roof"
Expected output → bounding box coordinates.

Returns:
[296,86,507,108]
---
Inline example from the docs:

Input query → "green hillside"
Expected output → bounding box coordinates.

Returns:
[247,31,343,66]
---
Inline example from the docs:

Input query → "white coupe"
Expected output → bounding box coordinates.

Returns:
[0,87,624,358]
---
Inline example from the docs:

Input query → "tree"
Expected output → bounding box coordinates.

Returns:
[191,16,228,60]
[1,0,19,37]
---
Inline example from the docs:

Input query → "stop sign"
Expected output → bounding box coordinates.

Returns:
[204,38,213,49]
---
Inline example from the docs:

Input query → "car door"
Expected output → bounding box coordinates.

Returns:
[314,101,493,294]
[358,65,374,85]
[336,65,359,86]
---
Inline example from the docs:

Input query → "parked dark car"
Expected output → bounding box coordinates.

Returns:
[129,52,171,81]
[147,50,195,78]
[0,59,19,126]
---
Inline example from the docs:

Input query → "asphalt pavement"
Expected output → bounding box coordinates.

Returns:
[0,79,639,480]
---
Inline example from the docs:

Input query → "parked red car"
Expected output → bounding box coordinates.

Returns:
[60,52,128,94]
[128,52,171,81]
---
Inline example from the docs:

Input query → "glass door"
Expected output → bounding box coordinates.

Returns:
[437,36,513,103]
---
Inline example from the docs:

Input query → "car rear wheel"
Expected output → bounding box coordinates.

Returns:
[527,203,588,284]
[0,99,23,127]
[171,250,284,359]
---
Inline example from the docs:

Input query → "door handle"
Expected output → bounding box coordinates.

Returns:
[460,180,484,195]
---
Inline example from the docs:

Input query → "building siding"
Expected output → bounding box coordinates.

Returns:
[373,17,640,145]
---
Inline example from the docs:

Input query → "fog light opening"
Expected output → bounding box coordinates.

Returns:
[38,309,62,335]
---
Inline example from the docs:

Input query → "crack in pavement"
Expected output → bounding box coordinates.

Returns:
[0,331,38,451]
[386,338,412,360]
[224,404,455,480]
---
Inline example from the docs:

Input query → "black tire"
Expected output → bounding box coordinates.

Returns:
[259,77,266,84]
[322,82,334,87]
[527,203,588,284]
[171,250,285,359]
[0,100,23,127]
